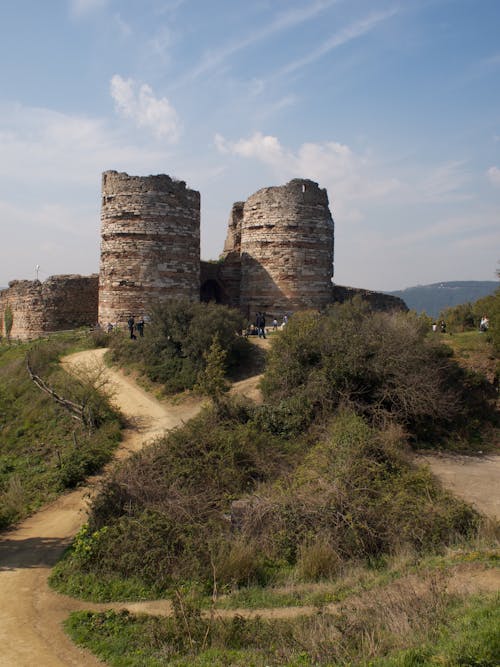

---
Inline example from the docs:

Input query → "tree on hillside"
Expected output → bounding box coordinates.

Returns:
[195,334,230,403]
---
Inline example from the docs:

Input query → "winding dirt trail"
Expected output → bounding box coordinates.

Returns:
[0,345,499,666]
[0,348,202,667]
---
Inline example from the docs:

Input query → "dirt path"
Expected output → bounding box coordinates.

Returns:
[419,453,500,521]
[1,345,499,665]
[0,349,202,667]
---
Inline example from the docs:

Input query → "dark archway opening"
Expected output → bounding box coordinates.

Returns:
[200,279,223,303]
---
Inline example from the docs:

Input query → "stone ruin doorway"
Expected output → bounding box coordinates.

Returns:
[200,279,224,304]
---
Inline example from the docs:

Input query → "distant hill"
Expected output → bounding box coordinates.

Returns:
[386,281,499,318]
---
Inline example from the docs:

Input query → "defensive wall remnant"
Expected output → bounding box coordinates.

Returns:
[98,171,200,326]
[1,171,406,339]
[0,275,98,340]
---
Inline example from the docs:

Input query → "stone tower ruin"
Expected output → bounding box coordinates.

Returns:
[98,171,200,325]
[219,179,334,319]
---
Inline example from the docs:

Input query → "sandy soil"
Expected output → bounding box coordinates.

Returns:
[0,346,498,666]
[419,453,500,521]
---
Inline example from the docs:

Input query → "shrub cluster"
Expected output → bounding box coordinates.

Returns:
[51,300,494,601]
[59,405,290,590]
[109,300,247,393]
[261,299,496,441]
[54,406,478,594]
[233,412,478,568]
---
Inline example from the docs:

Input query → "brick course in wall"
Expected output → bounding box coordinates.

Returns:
[0,172,407,340]
[237,179,334,320]
[98,171,200,325]
[0,274,98,340]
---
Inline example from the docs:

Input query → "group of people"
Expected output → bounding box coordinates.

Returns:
[127,315,145,340]
[431,315,490,334]
[245,312,290,338]
[432,320,447,334]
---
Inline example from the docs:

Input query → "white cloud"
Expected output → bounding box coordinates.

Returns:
[70,0,108,17]
[0,102,170,187]
[214,131,478,230]
[0,100,182,284]
[214,131,400,221]
[487,165,500,187]
[110,75,181,142]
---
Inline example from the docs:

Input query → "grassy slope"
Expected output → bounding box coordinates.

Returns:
[0,333,121,530]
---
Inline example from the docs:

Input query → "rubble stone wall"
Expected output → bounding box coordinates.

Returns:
[239,179,334,320]
[0,274,98,340]
[332,285,408,312]
[99,171,200,325]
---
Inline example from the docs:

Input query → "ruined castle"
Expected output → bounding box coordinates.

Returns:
[0,171,405,339]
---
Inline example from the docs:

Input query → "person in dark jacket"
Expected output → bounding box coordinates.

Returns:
[256,312,266,339]
[127,315,136,339]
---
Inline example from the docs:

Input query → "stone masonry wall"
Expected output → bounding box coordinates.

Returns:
[239,179,334,320]
[99,171,200,325]
[0,274,98,340]
[218,201,244,309]
[332,285,408,312]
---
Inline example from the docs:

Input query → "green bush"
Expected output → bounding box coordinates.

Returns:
[476,286,500,356]
[233,412,479,567]
[55,408,480,595]
[109,299,247,393]
[261,300,496,442]
[54,405,290,591]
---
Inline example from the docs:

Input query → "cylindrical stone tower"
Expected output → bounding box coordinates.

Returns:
[98,171,200,325]
[239,179,334,319]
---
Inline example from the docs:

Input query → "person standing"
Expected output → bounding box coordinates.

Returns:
[136,317,145,337]
[480,315,489,332]
[257,312,266,339]
[127,315,136,340]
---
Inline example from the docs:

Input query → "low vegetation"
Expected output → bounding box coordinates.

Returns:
[107,299,248,393]
[50,407,480,601]
[46,298,499,665]
[261,299,497,443]
[64,589,500,666]
[0,333,121,530]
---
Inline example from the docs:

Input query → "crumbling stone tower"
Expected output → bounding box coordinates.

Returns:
[98,171,200,325]
[238,179,334,318]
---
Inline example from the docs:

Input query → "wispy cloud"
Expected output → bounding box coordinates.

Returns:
[110,75,181,142]
[276,7,400,77]
[181,0,340,82]
[413,161,471,203]
[114,13,132,37]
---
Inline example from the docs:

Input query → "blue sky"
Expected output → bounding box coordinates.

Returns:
[0,0,499,291]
